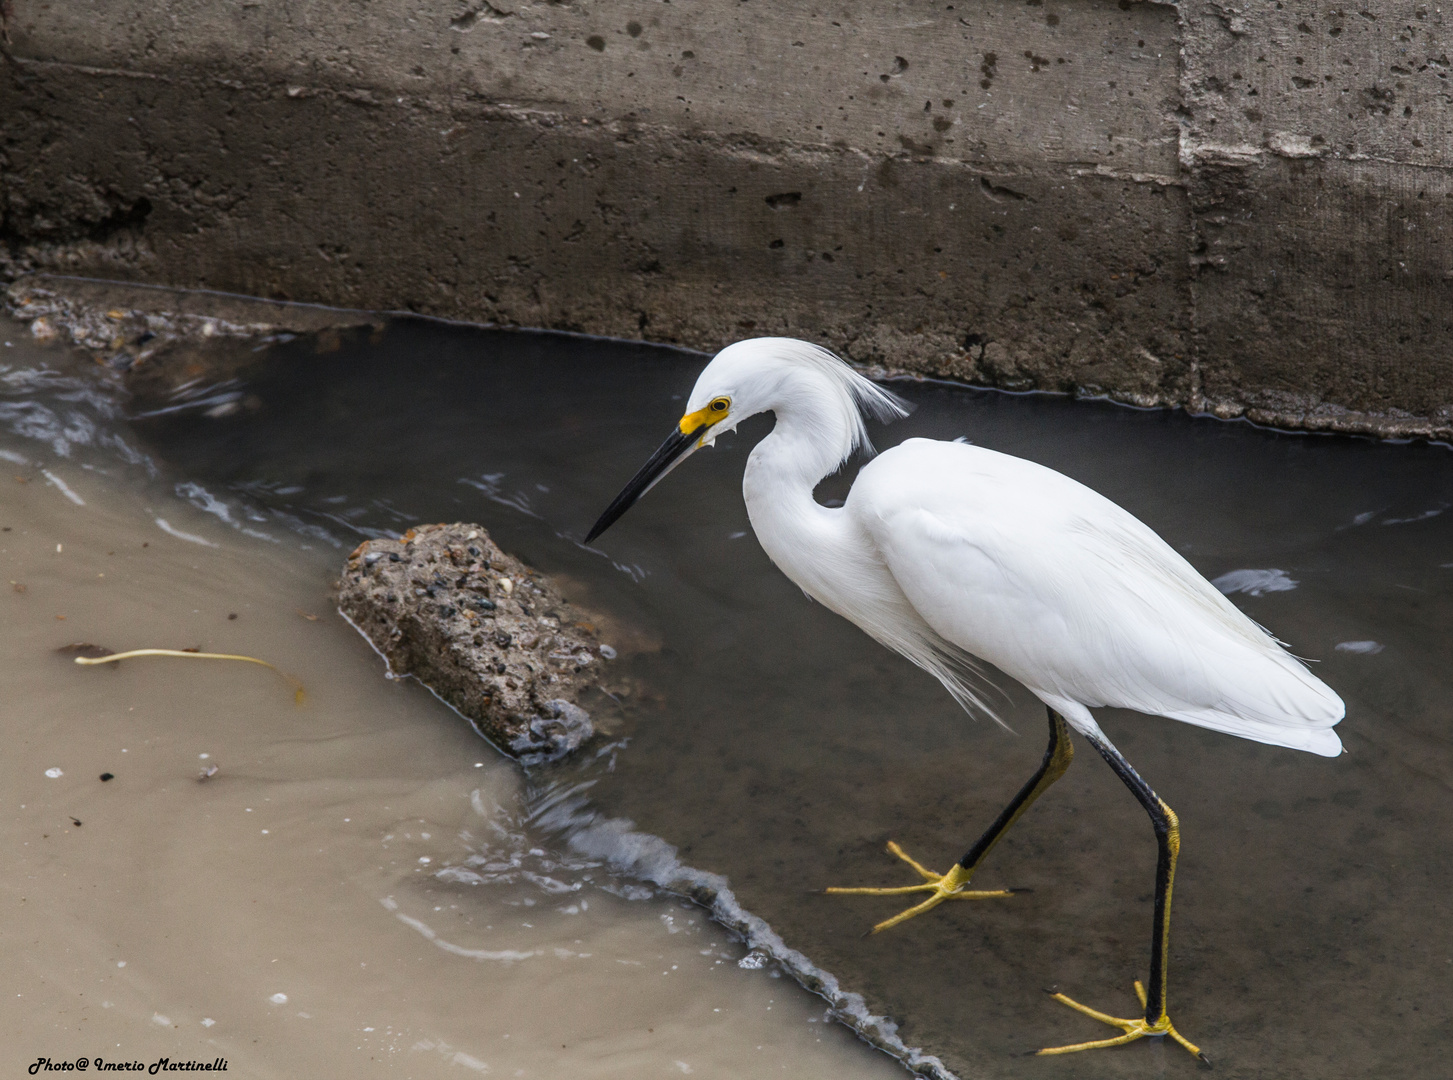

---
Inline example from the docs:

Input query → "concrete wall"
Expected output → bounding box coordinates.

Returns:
[1,1,1449,437]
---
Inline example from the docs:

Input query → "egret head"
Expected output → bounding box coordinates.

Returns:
[585,337,908,543]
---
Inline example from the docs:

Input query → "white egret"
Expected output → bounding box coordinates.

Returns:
[585,338,1344,1059]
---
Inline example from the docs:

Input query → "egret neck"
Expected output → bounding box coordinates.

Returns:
[741,375,907,638]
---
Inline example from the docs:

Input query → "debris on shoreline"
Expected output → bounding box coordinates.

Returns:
[337,523,618,765]
[3,274,376,413]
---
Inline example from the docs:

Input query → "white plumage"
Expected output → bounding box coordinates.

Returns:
[586,336,1346,1059]
[705,337,1345,756]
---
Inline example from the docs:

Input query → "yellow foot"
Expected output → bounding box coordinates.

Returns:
[1037,981,1206,1061]
[823,841,1014,934]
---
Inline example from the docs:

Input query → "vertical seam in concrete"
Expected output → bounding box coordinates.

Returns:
[1175,0,1204,414]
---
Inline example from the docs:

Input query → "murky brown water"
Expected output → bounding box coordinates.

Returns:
[0,316,902,1079]
[7,310,1453,1080]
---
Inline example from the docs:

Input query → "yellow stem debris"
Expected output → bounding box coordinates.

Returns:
[74,649,305,703]
[74,648,274,668]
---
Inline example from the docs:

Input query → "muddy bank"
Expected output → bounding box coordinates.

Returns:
[338,523,624,764]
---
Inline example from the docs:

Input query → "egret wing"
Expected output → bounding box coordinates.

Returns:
[849,439,1344,756]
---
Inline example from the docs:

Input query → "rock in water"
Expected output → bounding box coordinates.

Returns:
[337,523,609,764]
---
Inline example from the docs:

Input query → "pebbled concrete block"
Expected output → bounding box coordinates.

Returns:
[337,523,617,765]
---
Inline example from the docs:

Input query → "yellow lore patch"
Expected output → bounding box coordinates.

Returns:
[678,397,731,436]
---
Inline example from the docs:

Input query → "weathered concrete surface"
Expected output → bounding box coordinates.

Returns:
[0,1,1449,438]
[1178,2,1453,431]
[338,523,624,764]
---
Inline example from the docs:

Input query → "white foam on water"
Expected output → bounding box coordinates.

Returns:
[41,469,85,505]
[1212,568,1298,596]
[154,518,218,547]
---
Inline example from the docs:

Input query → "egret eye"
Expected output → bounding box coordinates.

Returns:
[710,397,730,413]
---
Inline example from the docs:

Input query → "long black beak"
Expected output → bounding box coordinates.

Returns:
[585,425,706,543]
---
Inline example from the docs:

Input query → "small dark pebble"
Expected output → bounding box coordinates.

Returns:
[99,772,114,781]
[388,552,402,562]
[228,612,238,620]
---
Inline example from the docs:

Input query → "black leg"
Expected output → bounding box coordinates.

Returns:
[1084,733,1180,1027]
[1038,729,1202,1059]
[825,707,1075,933]
[958,707,1075,873]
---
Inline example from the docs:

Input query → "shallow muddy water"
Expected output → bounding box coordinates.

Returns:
[0,317,902,1080]
[6,313,1453,1080]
